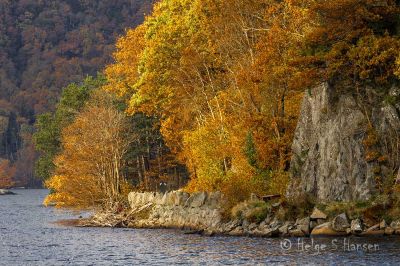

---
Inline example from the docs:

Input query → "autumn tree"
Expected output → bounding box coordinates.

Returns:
[104,0,310,204]
[34,76,105,180]
[44,89,133,209]
[104,0,400,206]
[302,0,400,89]
[105,17,189,191]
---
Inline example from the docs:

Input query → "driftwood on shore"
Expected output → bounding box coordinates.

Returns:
[78,203,154,228]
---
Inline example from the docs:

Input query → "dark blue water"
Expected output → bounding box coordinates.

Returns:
[1,189,400,265]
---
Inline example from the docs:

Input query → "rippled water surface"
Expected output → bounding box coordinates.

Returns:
[1,189,400,265]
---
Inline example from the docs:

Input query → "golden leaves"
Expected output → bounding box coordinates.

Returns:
[103,0,400,203]
[44,90,133,209]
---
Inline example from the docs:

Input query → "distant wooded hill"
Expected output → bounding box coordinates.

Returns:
[0,0,153,186]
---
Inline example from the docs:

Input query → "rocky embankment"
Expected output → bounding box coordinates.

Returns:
[82,191,400,237]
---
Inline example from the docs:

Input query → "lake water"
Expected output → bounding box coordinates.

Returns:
[1,189,400,265]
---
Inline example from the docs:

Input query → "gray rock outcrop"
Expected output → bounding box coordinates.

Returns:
[288,83,400,202]
[350,219,363,234]
[310,208,327,220]
[331,213,350,232]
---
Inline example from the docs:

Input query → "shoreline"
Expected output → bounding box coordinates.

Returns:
[58,216,400,239]
[58,191,400,239]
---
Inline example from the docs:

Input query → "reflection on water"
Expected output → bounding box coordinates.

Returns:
[1,189,400,265]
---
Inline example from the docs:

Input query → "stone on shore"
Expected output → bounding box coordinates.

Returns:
[350,219,363,234]
[390,220,400,230]
[311,222,338,236]
[310,208,327,220]
[0,189,15,195]
[174,191,189,206]
[296,217,310,235]
[102,190,400,238]
[290,229,306,237]
[208,192,221,209]
[229,226,244,236]
[278,222,293,236]
[257,227,280,237]
[331,213,350,232]
[384,227,395,235]
[311,222,348,236]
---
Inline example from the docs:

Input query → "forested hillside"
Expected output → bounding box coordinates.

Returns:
[0,0,153,186]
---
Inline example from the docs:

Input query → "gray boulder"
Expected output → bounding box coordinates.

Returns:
[229,226,244,236]
[0,189,15,195]
[350,219,363,234]
[331,213,350,232]
[310,208,327,220]
[385,227,395,235]
[259,226,280,237]
[390,220,400,230]
[278,222,291,235]
[296,217,310,235]
[290,229,306,237]
[362,223,385,236]
[311,222,348,236]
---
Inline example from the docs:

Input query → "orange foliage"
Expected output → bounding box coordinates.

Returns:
[104,0,400,204]
[104,0,309,202]
[302,0,400,88]
[44,90,133,209]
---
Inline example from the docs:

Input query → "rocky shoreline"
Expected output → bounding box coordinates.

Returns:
[76,191,400,238]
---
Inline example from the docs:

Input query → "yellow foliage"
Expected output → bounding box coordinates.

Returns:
[44,90,133,209]
[44,174,102,209]
[104,0,400,206]
[104,25,146,99]
[102,0,309,204]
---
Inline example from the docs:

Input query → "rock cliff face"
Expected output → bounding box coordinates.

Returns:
[288,83,400,202]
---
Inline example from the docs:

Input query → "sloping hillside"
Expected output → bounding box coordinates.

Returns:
[0,0,153,185]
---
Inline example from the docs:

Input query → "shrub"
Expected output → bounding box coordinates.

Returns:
[231,200,271,223]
